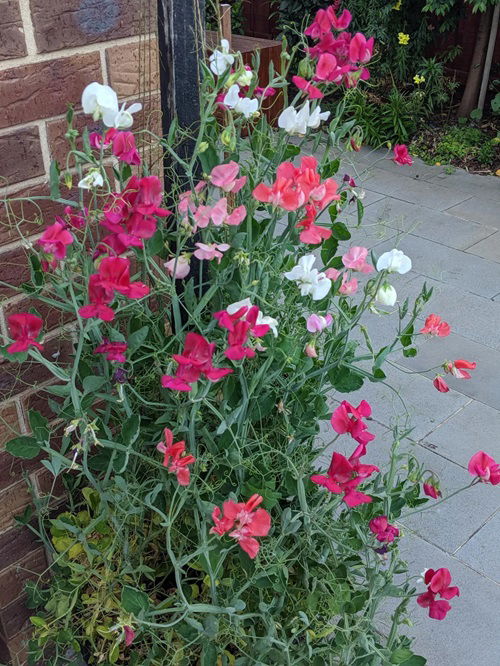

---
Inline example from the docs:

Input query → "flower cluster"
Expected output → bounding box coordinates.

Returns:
[156,428,196,486]
[417,568,459,620]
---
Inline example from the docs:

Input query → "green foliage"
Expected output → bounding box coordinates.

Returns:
[411,124,498,169]
[206,0,245,34]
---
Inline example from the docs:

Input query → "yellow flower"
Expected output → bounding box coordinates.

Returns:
[398,32,410,45]
[413,74,425,85]
[393,0,402,9]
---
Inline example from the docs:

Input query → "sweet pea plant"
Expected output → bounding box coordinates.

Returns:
[2,6,498,666]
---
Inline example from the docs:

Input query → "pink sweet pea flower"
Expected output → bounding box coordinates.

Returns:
[468,451,500,485]
[433,376,449,393]
[94,339,127,363]
[349,33,374,64]
[305,342,318,357]
[78,274,116,322]
[417,568,460,620]
[420,314,451,337]
[89,131,113,150]
[423,478,441,499]
[156,428,195,486]
[393,144,413,166]
[296,205,332,244]
[123,626,135,647]
[325,267,358,294]
[311,445,379,507]
[56,205,87,230]
[194,199,246,229]
[369,516,399,542]
[97,257,149,300]
[38,222,74,260]
[210,494,271,559]
[165,255,191,279]
[194,242,230,263]
[342,246,373,273]
[6,313,44,354]
[292,75,324,99]
[209,162,246,193]
[110,130,141,166]
[306,313,333,333]
[215,305,270,360]
[161,332,233,392]
[443,359,476,379]
[315,54,350,84]
[331,400,375,445]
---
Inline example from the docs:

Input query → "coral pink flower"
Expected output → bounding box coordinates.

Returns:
[342,246,373,273]
[393,144,413,166]
[161,332,233,392]
[433,376,449,393]
[443,359,476,379]
[369,516,399,542]
[292,76,324,99]
[94,339,127,362]
[38,222,74,260]
[123,626,135,647]
[331,400,375,445]
[110,130,141,166]
[311,445,379,507]
[165,255,191,279]
[6,313,44,354]
[306,313,333,333]
[78,274,116,322]
[468,451,500,485]
[253,164,306,211]
[325,267,358,294]
[210,494,271,559]
[194,242,230,263]
[423,478,441,499]
[296,205,332,244]
[420,314,450,337]
[156,428,195,486]
[417,568,460,620]
[209,162,246,193]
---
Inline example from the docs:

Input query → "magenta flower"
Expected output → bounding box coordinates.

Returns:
[331,400,375,446]
[38,221,74,260]
[468,451,500,485]
[6,313,44,354]
[110,130,141,166]
[211,494,271,559]
[156,428,195,486]
[78,274,116,322]
[94,339,127,363]
[393,144,413,166]
[123,626,135,647]
[292,75,324,99]
[417,568,459,620]
[433,376,449,393]
[369,516,399,542]
[215,305,270,360]
[423,479,441,499]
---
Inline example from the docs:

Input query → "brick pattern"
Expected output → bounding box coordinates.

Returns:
[0,1,159,663]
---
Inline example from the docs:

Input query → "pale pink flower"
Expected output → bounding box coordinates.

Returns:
[342,246,373,273]
[306,313,333,333]
[194,242,230,263]
[165,255,191,279]
[209,161,247,192]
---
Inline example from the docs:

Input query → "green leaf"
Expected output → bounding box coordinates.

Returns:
[128,326,149,352]
[403,347,417,357]
[283,144,301,159]
[121,586,149,616]
[49,160,61,199]
[83,375,106,394]
[401,657,426,666]
[146,230,164,256]
[321,235,339,267]
[29,410,49,443]
[331,222,351,241]
[200,644,217,666]
[356,198,364,225]
[391,648,414,664]
[46,384,72,397]
[321,158,340,179]
[328,205,339,223]
[122,415,140,446]
[6,436,41,459]
[328,366,364,393]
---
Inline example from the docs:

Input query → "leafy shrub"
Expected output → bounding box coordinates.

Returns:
[411,125,498,169]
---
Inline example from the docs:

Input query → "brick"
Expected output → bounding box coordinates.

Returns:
[0,245,30,297]
[31,0,154,53]
[0,183,61,246]
[0,634,11,662]
[0,449,42,491]
[0,594,31,639]
[0,548,47,607]
[2,628,31,666]
[0,1,26,60]
[22,385,64,421]
[0,53,101,129]
[0,401,21,448]
[46,113,101,166]
[106,38,159,97]
[0,335,74,402]
[0,128,45,187]
[0,480,32,533]
[0,523,40,571]
[31,467,66,501]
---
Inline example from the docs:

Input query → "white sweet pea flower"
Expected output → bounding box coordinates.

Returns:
[227,299,279,337]
[284,254,332,301]
[376,249,412,274]
[105,101,143,129]
[82,82,118,122]
[278,101,330,136]
[209,39,235,75]
[78,169,104,190]
[376,283,397,306]
[223,84,259,118]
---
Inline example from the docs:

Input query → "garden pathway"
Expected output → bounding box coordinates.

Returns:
[318,147,500,665]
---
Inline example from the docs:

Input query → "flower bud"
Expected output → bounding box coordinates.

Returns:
[376,283,397,306]
[298,57,314,79]
[198,141,209,153]
[305,342,317,358]
[237,68,253,87]
[64,172,73,189]
[221,126,236,151]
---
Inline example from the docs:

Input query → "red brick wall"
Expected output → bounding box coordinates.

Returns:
[0,2,158,664]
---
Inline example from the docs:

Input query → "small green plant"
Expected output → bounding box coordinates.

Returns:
[411,124,498,170]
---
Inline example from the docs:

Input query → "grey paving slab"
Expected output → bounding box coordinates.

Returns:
[465,230,500,263]
[446,196,500,228]
[424,400,500,468]
[427,170,500,203]
[374,234,500,298]
[455,510,500,582]
[365,176,473,211]
[388,533,500,666]
[397,332,500,410]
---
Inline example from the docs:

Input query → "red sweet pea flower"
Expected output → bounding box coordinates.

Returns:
[123,626,135,647]
[423,476,441,498]
[433,376,450,393]
[210,493,271,559]
[311,445,379,507]
[110,130,141,166]
[6,313,44,354]
[78,274,116,322]
[38,222,74,261]
[393,144,413,166]
[161,332,233,392]
[468,451,500,485]
[420,314,450,337]
[369,516,399,542]
[417,568,459,620]
[94,339,127,363]
[292,75,324,99]
[56,205,87,230]
[97,257,150,299]
[156,428,195,486]
[443,359,476,379]
[331,400,375,445]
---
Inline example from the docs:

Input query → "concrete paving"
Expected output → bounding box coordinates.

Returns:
[326,147,500,665]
